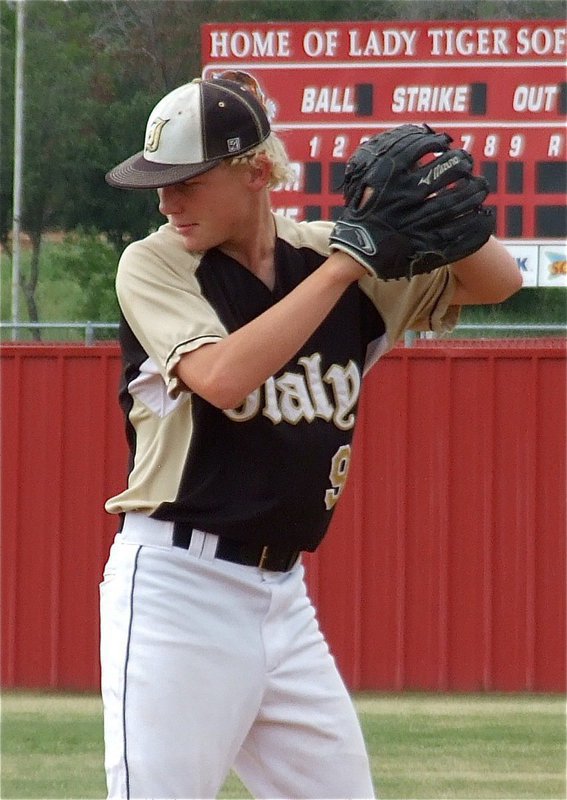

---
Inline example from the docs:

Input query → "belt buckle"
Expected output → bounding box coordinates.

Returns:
[258,545,298,572]
[258,545,270,570]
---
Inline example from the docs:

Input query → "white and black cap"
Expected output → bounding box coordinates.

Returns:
[105,77,271,190]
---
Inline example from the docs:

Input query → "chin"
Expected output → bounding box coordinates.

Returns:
[178,230,206,251]
[184,233,227,254]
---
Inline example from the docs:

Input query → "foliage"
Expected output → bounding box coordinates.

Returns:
[1,1,108,329]
[41,229,120,322]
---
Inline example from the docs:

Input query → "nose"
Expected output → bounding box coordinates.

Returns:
[158,184,184,216]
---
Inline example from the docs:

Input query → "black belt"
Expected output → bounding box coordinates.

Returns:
[172,522,300,572]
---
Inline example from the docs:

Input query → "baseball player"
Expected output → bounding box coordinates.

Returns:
[101,73,521,799]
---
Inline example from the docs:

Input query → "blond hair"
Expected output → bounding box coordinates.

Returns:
[229,133,295,190]
[213,70,293,189]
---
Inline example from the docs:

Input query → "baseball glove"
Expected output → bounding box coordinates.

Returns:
[329,124,495,281]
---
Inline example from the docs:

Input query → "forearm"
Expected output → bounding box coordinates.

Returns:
[176,252,365,408]
[450,237,523,305]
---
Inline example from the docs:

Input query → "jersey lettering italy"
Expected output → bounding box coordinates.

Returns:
[224,354,359,430]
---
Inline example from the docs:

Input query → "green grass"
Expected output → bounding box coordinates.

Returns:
[1,692,565,799]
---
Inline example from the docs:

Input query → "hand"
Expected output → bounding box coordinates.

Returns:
[329,124,495,281]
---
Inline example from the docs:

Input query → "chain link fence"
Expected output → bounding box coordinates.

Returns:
[2,320,566,346]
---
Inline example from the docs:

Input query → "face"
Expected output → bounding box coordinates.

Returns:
[157,162,255,252]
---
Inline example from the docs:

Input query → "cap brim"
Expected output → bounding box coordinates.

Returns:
[105,151,222,189]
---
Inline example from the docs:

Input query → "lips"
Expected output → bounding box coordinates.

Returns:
[174,223,197,235]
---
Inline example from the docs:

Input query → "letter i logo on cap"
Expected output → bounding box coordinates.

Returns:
[146,118,168,153]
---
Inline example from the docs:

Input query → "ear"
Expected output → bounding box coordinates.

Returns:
[246,155,272,191]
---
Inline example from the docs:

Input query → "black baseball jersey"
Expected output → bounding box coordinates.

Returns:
[106,215,459,551]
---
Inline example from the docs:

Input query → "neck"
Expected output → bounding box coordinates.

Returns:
[219,198,276,289]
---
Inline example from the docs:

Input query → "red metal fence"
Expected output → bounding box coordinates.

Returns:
[1,342,565,692]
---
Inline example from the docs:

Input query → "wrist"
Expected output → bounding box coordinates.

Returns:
[325,249,368,283]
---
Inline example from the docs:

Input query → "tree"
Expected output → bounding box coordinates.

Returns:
[1,1,104,336]
[61,0,206,252]
[0,2,16,255]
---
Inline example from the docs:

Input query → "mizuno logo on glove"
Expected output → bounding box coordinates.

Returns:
[418,154,461,186]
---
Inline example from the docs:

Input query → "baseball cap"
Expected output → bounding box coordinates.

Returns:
[105,77,271,190]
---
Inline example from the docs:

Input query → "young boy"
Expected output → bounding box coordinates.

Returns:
[102,74,521,798]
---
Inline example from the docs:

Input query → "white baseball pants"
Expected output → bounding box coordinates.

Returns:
[100,515,375,799]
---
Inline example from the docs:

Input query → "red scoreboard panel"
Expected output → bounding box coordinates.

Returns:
[202,20,566,252]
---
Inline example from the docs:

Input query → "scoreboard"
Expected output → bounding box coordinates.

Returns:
[202,20,566,286]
